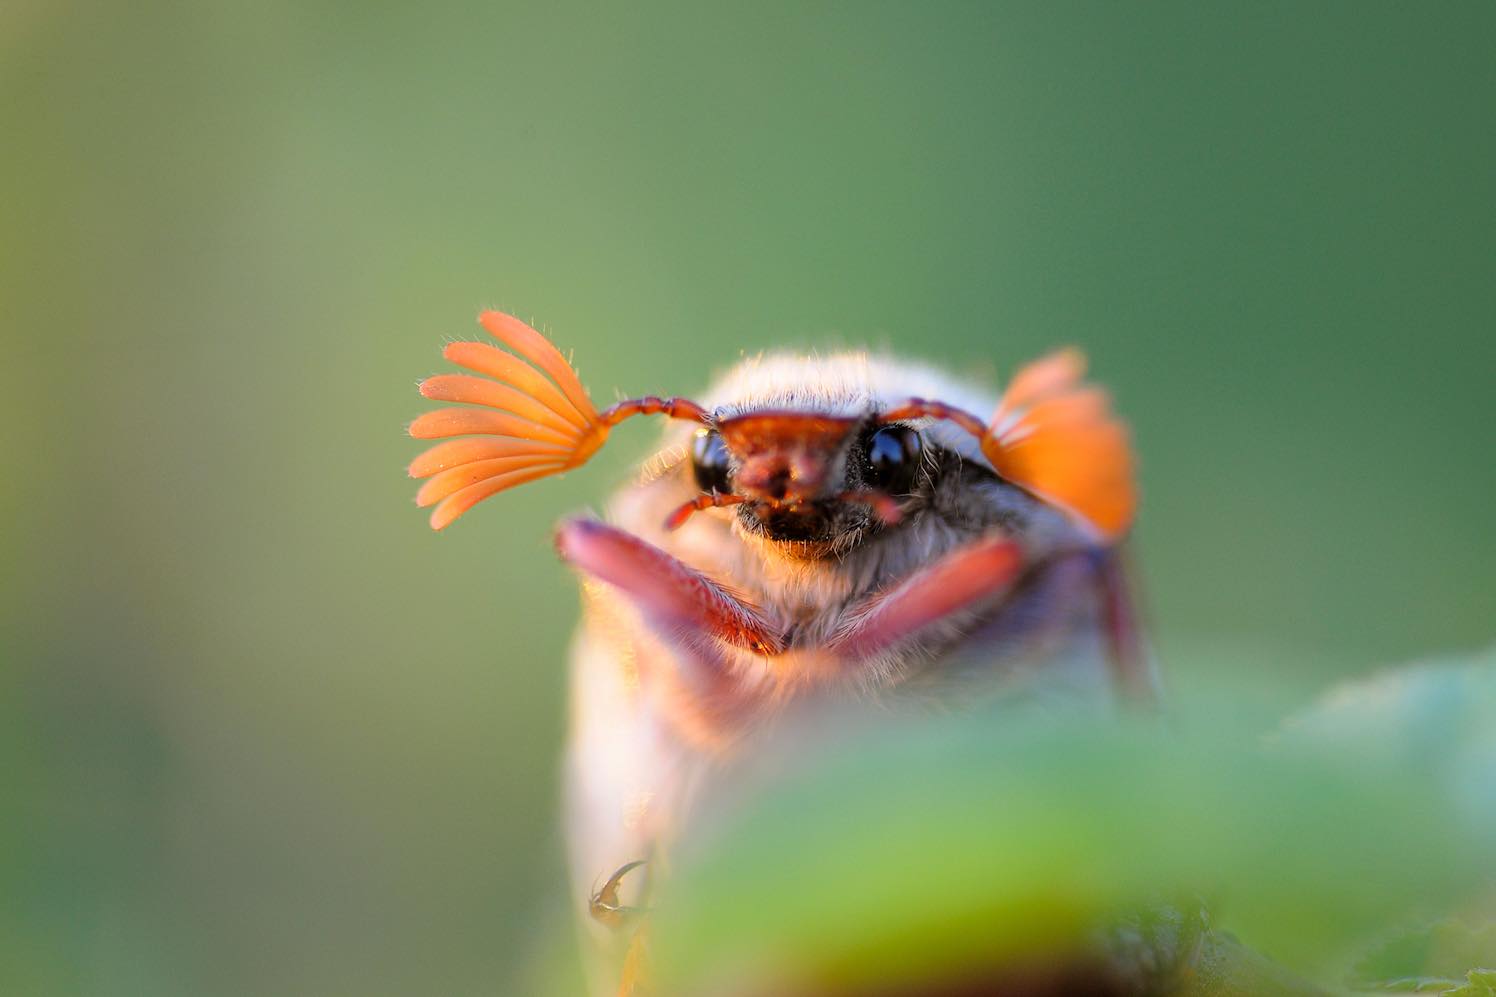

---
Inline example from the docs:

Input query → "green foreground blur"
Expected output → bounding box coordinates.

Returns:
[622,652,1496,995]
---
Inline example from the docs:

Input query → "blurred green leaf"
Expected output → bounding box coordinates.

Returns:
[1274,647,1496,841]
[648,652,1496,995]
[1444,969,1496,996]
[1349,921,1496,993]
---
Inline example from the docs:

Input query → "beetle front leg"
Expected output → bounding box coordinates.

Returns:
[829,534,1032,660]
[829,533,1151,702]
[556,518,785,656]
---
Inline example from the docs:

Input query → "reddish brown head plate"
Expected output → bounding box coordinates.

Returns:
[715,411,859,503]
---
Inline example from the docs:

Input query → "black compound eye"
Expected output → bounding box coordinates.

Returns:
[864,425,923,494]
[691,429,732,494]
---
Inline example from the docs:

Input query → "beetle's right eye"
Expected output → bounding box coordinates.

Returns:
[691,429,732,494]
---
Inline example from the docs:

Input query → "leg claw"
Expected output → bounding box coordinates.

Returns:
[590,859,648,928]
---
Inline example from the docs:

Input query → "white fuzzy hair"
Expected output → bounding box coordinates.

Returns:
[697,350,1004,468]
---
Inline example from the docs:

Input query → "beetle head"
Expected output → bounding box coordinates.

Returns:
[407,311,1135,543]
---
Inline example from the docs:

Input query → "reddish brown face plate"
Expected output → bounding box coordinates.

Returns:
[715,411,860,502]
[714,411,859,453]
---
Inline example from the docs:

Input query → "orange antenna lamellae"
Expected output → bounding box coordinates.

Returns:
[407,311,708,530]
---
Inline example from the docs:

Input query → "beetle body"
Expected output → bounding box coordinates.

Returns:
[408,314,1147,995]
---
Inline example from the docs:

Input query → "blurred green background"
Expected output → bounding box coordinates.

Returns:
[3,2,1493,994]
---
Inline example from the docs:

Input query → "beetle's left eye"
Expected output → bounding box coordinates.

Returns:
[864,425,923,494]
[691,429,732,494]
